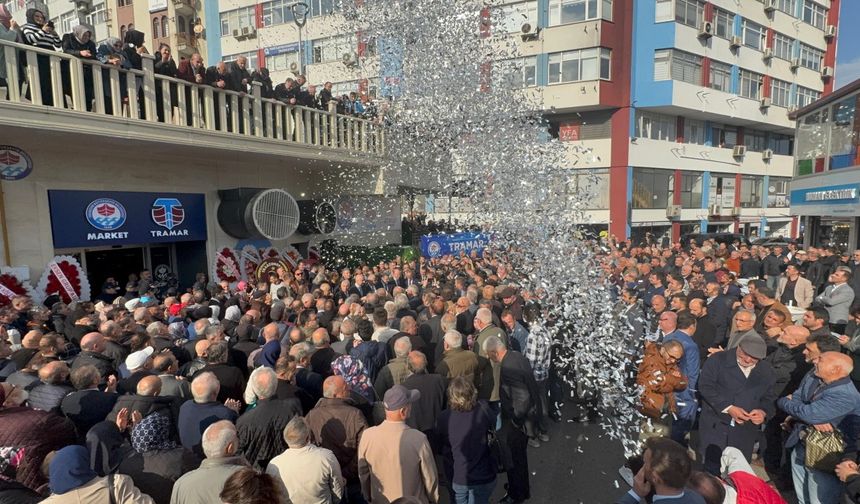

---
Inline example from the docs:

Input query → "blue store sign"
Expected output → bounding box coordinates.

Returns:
[48,190,207,248]
[790,184,860,206]
[420,232,490,258]
[263,43,299,57]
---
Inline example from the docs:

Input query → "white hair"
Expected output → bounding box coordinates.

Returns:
[191,372,220,403]
[249,366,277,400]
[483,335,506,353]
[394,336,412,358]
[201,420,238,459]
[475,307,492,325]
[443,330,463,349]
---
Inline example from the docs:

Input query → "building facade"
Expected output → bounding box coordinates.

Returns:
[789,79,860,250]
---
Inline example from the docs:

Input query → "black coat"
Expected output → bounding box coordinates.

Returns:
[706,295,733,342]
[117,447,200,504]
[237,398,302,470]
[740,258,761,279]
[192,363,245,404]
[499,351,539,427]
[226,61,251,92]
[402,372,447,433]
[692,315,719,363]
[698,347,777,461]
[763,343,810,398]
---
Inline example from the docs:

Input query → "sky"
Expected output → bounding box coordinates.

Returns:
[836,0,860,89]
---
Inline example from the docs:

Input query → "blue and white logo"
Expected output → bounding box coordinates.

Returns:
[85,198,127,231]
[151,198,185,230]
[427,240,442,257]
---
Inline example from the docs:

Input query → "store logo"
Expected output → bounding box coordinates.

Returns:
[152,198,185,230]
[0,146,33,181]
[427,240,442,257]
[85,198,126,231]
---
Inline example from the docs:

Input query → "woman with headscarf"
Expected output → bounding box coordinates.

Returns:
[117,413,200,504]
[95,36,131,114]
[41,446,155,503]
[122,29,148,71]
[332,354,377,403]
[20,8,60,106]
[0,5,19,91]
[60,24,96,110]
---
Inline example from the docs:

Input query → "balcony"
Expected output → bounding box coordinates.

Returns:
[170,0,196,14]
[0,39,385,161]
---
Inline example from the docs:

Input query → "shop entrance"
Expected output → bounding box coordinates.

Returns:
[85,247,146,300]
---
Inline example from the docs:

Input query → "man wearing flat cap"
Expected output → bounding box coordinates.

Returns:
[358,385,439,504]
[697,332,777,475]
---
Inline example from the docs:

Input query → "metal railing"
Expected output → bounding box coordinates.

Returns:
[0,38,385,155]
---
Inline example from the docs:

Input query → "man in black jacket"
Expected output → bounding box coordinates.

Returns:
[739,251,761,280]
[70,332,116,383]
[225,56,251,93]
[318,81,334,110]
[191,342,245,404]
[401,351,446,438]
[61,364,119,441]
[237,367,301,470]
[761,247,783,291]
[486,335,537,504]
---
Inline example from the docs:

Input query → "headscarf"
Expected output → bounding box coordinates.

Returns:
[49,446,97,495]
[168,321,186,340]
[225,305,241,323]
[123,29,144,47]
[72,24,91,44]
[86,421,126,476]
[0,5,12,29]
[24,8,44,25]
[332,355,374,402]
[103,36,123,56]
[130,413,177,453]
[259,340,281,368]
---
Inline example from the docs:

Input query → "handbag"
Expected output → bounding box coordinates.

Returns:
[803,427,845,472]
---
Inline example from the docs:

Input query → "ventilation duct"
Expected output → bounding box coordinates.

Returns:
[297,200,337,235]
[217,188,300,240]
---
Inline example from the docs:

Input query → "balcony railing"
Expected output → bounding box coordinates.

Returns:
[0,38,385,156]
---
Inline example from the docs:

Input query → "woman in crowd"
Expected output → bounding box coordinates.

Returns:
[60,24,96,110]
[436,376,497,504]
[332,355,376,404]
[20,8,60,106]
[220,467,283,504]
[41,446,154,503]
[96,37,130,114]
[0,5,19,93]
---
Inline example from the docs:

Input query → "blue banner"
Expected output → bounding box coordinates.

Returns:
[420,232,490,258]
[789,183,860,206]
[48,190,208,248]
[264,43,300,57]
[378,37,403,98]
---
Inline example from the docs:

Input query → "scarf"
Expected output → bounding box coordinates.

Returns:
[72,24,91,44]
[225,305,241,322]
[103,36,123,57]
[0,5,11,29]
[49,446,97,495]
[332,355,374,402]
[24,8,43,25]
[131,413,177,453]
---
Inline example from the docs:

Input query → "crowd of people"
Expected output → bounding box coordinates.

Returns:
[0,8,378,122]
[607,236,860,503]
[0,251,556,504]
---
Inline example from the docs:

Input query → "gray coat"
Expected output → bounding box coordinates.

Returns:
[159,375,192,402]
[816,282,855,324]
[169,456,249,504]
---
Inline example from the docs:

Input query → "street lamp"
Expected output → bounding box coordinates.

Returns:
[289,2,309,76]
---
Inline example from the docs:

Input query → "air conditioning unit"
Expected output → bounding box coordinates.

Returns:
[760,97,771,108]
[241,26,256,38]
[825,24,837,39]
[520,22,539,41]
[763,0,777,12]
[790,58,800,70]
[730,35,743,48]
[232,28,241,38]
[698,20,713,38]
[289,61,300,75]
[342,52,358,67]
[708,204,721,216]
[733,145,747,157]
[762,149,774,160]
[762,47,773,60]
[666,205,681,219]
[821,66,834,79]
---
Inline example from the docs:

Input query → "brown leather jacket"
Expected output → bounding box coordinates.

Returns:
[304,397,369,483]
[636,342,688,419]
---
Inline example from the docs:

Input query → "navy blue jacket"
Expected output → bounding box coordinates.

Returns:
[663,330,699,420]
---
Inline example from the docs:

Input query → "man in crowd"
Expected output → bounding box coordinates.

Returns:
[815,266,855,334]
[171,420,249,504]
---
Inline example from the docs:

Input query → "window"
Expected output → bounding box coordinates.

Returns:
[220,7,255,37]
[57,11,79,35]
[493,57,537,89]
[684,118,706,145]
[161,16,169,37]
[709,61,731,92]
[548,48,610,84]
[674,0,703,27]
[309,0,336,17]
[566,170,610,209]
[152,17,159,38]
[768,177,791,207]
[775,0,796,16]
[312,35,357,64]
[744,129,768,152]
[680,172,703,208]
[771,78,791,107]
[120,25,127,39]
[796,86,821,108]
[494,2,538,34]
[117,0,132,7]
[262,0,294,26]
[655,0,673,21]
[799,43,823,71]
[742,20,765,50]
[224,51,259,70]
[178,16,186,34]
[713,125,738,148]
[548,0,598,26]
[635,111,675,141]
[739,176,763,208]
[714,8,732,39]
[773,33,794,60]
[768,133,794,155]
[632,168,673,209]
[670,50,702,84]
[739,69,762,100]
[802,0,826,29]
[266,51,300,73]
[653,50,670,81]
[86,3,107,25]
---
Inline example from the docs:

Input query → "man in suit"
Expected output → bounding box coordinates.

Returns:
[815,266,855,334]
[777,264,815,309]
[688,299,717,365]
[616,437,705,504]
[61,364,119,441]
[698,333,776,475]
[705,282,732,342]
[154,353,191,401]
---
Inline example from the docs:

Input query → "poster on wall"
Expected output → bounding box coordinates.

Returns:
[0,146,33,181]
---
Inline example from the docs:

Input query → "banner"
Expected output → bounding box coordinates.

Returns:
[378,37,403,98]
[420,232,490,258]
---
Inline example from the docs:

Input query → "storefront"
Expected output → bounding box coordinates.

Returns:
[47,190,209,296]
[790,179,860,249]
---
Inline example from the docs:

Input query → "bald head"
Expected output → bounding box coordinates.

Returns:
[322,375,349,399]
[39,361,69,384]
[780,326,811,349]
[137,375,162,396]
[817,352,854,383]
[22,330,42,349]
[201,420,238,459]
[80,332,105,353]
[311,328,330,348]
[194,339,211,358]
[262,323,279,343]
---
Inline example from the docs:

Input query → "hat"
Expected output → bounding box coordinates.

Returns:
[738,334,767,360]
[125,347,154,370]
[383,385,420,411]
[124,298,140,312]
[498,286,516,299]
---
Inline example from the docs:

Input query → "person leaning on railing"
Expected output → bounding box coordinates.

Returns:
[0,5,19,94]
[60,25,96,111]
[20,8,60,106]
[96,37,131,114]
[153,43,177,123]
